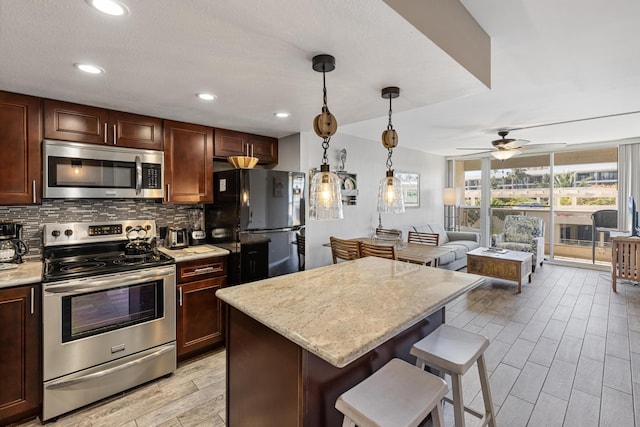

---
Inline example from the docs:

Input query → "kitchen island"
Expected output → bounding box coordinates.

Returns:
[216,257,485,426]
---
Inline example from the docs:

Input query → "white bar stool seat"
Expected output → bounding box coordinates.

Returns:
[410,324,496,427]
[335,358,448,427]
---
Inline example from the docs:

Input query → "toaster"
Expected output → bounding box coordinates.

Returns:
[166,227,189,249]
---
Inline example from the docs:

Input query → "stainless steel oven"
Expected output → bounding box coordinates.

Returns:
[41,220,176,422]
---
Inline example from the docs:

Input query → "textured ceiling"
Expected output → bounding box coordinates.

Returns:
[1,0,640,156]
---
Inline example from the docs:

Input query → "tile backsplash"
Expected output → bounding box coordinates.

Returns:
[0,199,200,257]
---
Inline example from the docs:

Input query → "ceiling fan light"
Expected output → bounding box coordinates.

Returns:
[491,149,520,161]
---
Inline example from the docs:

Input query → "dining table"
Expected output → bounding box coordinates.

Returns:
[325,236,452,267]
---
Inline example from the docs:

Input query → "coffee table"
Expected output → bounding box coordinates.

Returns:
[466,248,533,293]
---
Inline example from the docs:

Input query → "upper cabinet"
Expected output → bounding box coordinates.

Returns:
[163,120,214,204]
[214,128,278,164]
[44,99,163,150]
[0,91,41,205]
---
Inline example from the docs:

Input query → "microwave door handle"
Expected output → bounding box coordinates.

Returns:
[135,155,142,195]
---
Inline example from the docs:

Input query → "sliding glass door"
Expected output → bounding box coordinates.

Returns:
[454,147,618,266]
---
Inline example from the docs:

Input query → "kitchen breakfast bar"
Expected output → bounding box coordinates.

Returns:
[216,257,485,426]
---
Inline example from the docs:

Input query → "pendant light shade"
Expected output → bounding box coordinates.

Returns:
[377,86,405,214]
[309,54,343,220]
[377,170,405,213]
[310,164,343,220]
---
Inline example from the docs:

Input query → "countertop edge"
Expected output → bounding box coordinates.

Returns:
[158,245,230,262]
[0,261,42,289]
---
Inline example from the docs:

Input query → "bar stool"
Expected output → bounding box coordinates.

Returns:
[335,358,448,427]
[410,324,495,427]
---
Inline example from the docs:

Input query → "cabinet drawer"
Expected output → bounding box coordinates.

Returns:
[177,256,227,283]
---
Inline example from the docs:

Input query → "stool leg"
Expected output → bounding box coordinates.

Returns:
[477,354,496,427]
[451,372,466,427]
[432,398,445,427]
[342,417,356,427]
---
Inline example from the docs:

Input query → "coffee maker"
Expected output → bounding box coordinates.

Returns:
[187,208,207,246]
[0,223,29,264]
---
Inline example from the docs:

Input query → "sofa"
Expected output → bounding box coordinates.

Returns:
[396,224,481,270]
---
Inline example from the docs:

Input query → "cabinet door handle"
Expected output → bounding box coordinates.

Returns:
[113,124,117,145]
[178,287,183,307]
[166,184,170,202]
[193,266,215,274]
[30,287,35,314]
[32,179,36,203]
[104,122,108,144]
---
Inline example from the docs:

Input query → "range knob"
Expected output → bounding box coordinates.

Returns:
[125,226,133,233]
[64,229,73,237]
[51,230,60,237]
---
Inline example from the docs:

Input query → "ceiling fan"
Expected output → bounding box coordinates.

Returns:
[457,130,564,160]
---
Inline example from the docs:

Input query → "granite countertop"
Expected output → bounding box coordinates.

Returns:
[158,244,230,262]
[216,257,485,368]
[0,261,42,289]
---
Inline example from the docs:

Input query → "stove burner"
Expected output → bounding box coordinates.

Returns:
[60,261,107,273]
[43,241,173,282]
[60,258,89,265]
[95,254,124,262]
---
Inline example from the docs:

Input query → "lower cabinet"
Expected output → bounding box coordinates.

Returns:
[176,256,227,360]
[0,284,40,425]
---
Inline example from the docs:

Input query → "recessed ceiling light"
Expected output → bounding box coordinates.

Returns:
[197,93,217,101]
[274,112,290,118]
[87,0,129,16]
[74,63,105,74]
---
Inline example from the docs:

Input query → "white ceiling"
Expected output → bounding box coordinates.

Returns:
[1,0,640,157]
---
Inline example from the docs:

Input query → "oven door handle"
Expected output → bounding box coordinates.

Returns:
[45,344,175,389]
[44,266,176,294]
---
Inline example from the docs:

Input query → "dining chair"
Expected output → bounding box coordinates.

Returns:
[359,241,397,260]
[373,227,403,243]
[330,236,362,264]
[408,231,440,246]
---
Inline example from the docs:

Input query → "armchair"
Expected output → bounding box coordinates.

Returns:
[492,215,545,272]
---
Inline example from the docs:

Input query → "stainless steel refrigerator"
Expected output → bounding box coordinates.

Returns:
[205,169,305,285]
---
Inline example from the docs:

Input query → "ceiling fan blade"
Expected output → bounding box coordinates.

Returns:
[520,142,567,151]
[456,150,496,158]
[503,139,530,147]
[456,147,496,151]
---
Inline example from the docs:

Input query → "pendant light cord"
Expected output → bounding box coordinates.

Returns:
[386,93,394,170]
[321,68,331,165]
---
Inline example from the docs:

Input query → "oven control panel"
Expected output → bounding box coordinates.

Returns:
[88,224,123,236]
[43,220,157,246]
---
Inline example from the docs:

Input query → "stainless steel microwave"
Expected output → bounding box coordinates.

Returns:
[43,140,164,199]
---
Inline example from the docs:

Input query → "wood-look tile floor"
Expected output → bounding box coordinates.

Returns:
[17,263,640,426]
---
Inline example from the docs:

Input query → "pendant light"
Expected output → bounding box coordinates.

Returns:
[309,54,344,220]
[377,86,405,213]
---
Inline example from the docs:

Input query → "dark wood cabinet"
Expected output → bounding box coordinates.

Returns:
[176,256,227,360]
[214,128,278,164]
[163,120,214,204]
[248,133,278,164]
[0,284,41,425]
[241,241,269,284]
[44,99,163,150]
[0,91,42,205]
